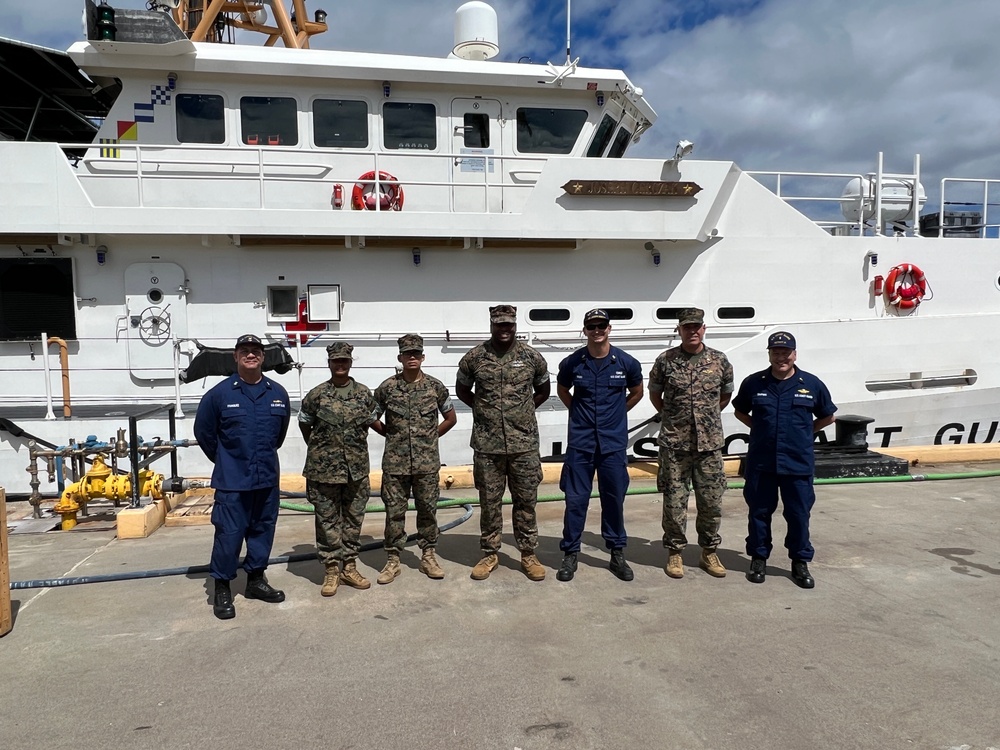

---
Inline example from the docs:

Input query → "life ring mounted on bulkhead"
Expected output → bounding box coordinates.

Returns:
[885,263,928,310]
[351,170,404,211]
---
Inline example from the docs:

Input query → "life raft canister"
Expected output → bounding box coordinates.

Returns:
[351,170,404,211]
[885,263,927,310]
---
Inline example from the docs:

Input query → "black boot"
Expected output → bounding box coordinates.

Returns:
[213,578,235,620]
[746,557,766,584]
[245,571,285,603]
[556,553,578,582]
[791,560,815,589]
[609,549,634,581]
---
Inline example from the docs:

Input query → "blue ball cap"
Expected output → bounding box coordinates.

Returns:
[767,331,796,350]
[235,333,263,350]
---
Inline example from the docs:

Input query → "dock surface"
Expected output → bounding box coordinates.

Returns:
[2,471,998,749]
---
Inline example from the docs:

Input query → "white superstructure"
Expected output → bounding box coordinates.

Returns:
[1,1,998,496]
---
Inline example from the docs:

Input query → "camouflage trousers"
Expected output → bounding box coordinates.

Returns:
[308,477,370,567]
[657,447,725,552]
[473,451,542,554]
[381,472,441,553]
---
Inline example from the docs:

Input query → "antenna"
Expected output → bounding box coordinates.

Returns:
[565,0,572,64]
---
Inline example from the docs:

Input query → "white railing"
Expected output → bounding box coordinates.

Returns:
[747,153,932,237]
[62,141,554,213]
[937,178,1000,238]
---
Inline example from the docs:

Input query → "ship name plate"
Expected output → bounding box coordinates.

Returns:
[561,180,702,197]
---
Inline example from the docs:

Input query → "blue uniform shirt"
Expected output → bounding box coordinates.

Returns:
[194,374,291,491]
[557,345,643,453]
[732,367,836,475]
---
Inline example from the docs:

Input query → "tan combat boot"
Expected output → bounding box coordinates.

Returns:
[377,553,401,585]
[520,553,546,581]
[340,560,372,590]
[321,564,340,597]
[665,550,684,579]
[419,548,445,579]
[699,549,727,578]
[470,553,499,580]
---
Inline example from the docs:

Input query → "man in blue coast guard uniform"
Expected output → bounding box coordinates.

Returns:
[555,309,644,582]
[732,331,836,589]
[194,333,291,619]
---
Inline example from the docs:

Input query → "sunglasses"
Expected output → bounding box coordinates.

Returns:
[585,323,609,331]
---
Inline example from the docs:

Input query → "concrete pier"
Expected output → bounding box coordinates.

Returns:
[1,471,998,749]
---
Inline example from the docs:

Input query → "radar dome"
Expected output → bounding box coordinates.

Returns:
[453,1,499,61]
[840,176,926,224]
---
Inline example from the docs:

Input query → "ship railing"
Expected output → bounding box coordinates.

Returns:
[936,178,1000,238]
[65,141,553,213]
[747,153,931,237]
[745,168,868,236]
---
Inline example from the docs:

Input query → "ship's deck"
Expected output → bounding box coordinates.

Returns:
[2,470,997,749]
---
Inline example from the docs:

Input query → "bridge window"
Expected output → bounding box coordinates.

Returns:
[607,127,632,158]
[240,96,298,146]
[586,114,616,158]
[0,258,76,341]
[176,94,225,144]
[383,102,436,150]
[516,108,588,154]
[313,99,368,148]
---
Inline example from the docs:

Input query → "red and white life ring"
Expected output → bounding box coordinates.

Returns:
[351,170,404,211]
[885,263,927,310]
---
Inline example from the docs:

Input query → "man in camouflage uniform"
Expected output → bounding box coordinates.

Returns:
[648,308,734,579]
[298,342,379,597]
[371,334,457,584]
[456,304,551,581]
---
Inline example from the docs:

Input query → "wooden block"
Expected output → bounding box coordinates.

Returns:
[2,487,12,637]
[117,500,166,539]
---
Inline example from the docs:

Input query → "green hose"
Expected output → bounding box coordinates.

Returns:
[279,467,1000,513]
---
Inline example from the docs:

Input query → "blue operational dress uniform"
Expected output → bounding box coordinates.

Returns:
[557,344,643,553]
[194,374,291,581]
[731,367,835,562]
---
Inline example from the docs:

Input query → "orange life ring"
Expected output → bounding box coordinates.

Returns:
[885,263,927,310]
[351,170,404,211]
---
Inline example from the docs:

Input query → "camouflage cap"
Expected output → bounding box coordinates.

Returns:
[397,333,424,353]
[326,341,354,360]
[767,331,796,350]
[677,308,705,326]
[234,333,263,350]
[489,304,517,324]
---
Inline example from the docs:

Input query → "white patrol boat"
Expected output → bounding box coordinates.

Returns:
[0,0,998,499]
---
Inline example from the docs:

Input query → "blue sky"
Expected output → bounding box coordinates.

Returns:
[5,0,1000,215]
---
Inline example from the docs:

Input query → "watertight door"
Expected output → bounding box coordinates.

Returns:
[451,98,502,213]
[123,262,188,381]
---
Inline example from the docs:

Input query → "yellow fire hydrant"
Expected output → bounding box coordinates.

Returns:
[53,455,164,530]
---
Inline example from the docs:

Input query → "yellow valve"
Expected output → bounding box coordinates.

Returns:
[54,455,164,530]
[53,492,80,531]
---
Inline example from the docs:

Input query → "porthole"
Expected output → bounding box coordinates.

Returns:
[528,308,571,322]
[655,307,687,322]
[717,306,755,320]
[604,307,633,322]
[147,288,164,304]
